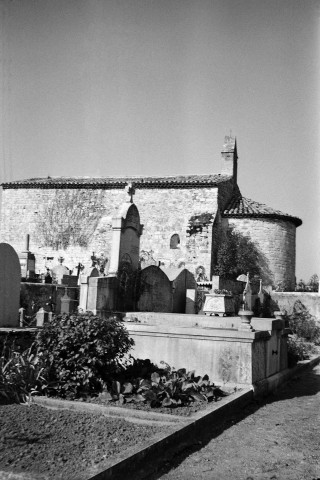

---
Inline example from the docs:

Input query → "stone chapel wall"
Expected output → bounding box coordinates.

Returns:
[227,217,296,290]
[0,183,233,277]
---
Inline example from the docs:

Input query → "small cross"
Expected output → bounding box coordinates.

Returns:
[125,183,135,203]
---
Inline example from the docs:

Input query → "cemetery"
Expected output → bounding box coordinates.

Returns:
[0,146,320,480]
[0,171,319,479]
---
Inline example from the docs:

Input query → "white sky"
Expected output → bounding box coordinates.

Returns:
[1,0,319,281]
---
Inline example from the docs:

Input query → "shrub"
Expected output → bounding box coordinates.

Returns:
[288,301,320,345]
[287,335,317,365]
[0,345,46,404]
[286,300,320,366]
[35,312,134,399]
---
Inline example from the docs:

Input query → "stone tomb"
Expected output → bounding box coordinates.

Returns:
[0,243,21,327]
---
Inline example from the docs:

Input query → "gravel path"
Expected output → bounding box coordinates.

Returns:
[0,404,164,480]
[152,363,320,480]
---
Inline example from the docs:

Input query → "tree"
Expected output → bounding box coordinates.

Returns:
[35,189,106,250]
[213,228,271,283]
[308,274,319,292]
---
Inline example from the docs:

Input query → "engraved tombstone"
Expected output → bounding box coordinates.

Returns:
[0,243,21,327]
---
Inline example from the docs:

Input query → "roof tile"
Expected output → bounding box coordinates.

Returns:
[2,174,232,189]
[223,195,302,227]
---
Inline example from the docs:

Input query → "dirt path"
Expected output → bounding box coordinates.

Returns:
[152,364,320,480]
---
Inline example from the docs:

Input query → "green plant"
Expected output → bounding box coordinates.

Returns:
[35,189,106,249]
[0,345,46,404]
[287,334,317,365]
[102,361,228,408]
[35,312,134,399]
[213,228,272,284]
[288,301,320,345]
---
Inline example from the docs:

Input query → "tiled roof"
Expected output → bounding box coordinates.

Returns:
[2,174,232,189]
[223,195,302,227]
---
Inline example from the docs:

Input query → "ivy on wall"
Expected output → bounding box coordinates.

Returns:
[35,190,106,250]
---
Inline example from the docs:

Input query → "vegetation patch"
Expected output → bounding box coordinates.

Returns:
[93,358,230,415]
[35,312,134,399]
[287,300,320,365]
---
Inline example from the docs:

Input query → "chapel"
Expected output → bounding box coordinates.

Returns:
[0,135,302,290]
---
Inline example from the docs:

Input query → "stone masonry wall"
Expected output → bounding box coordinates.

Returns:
[0,183,235,277]
[227,217,296,290]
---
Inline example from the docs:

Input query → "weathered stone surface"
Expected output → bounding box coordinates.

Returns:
[0,184,227,279]
[228,217,296,290]
[0,243,21,327]
[138,266,197,313]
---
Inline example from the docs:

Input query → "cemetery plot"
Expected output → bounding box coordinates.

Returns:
[0,403,166,480]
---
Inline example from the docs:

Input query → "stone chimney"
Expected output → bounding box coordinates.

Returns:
[221,134,238,185]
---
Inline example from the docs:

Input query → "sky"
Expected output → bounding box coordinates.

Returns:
[0,0,319,281]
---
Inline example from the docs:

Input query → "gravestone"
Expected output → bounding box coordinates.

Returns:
[137,266,196,313]
[0,243,21,327]
[79,266,99,311]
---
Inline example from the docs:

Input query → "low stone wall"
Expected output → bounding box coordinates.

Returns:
[124,313,288,387]
[270,292,320,321]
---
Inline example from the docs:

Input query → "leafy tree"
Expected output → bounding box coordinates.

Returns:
[308,274,319,292]
[35,189,106,250]
[295,275,319,292]
[213,228,270,282]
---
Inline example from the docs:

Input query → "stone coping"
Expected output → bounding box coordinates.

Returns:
[125,321,270,341]
[0,327,38,333]
[33,396,188,426]
[125,312,285,332]
[32,388,252,480]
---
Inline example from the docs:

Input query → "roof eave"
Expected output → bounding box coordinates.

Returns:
[222,213,302,228]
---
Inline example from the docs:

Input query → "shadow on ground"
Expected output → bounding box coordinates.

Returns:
[147,364,320,480]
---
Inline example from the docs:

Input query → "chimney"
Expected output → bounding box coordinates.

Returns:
[221,134,238,185]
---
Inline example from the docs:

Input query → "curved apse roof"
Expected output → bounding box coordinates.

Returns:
[223,194,302,227]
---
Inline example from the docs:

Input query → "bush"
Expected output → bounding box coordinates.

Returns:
[35,312,134,399]
[288,301,320,345]
[287,335,317,365]
[0,345,46,404]
[286,300,320,366]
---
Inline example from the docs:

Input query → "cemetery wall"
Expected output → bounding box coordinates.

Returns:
[270,292,320,322]
[227,217,296,290]
[0,183,232,277]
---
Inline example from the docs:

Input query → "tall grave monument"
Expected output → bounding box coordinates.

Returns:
[107,184,143,311]
[85,184,143,313]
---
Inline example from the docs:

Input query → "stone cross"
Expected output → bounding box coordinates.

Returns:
[125,183,135,203]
